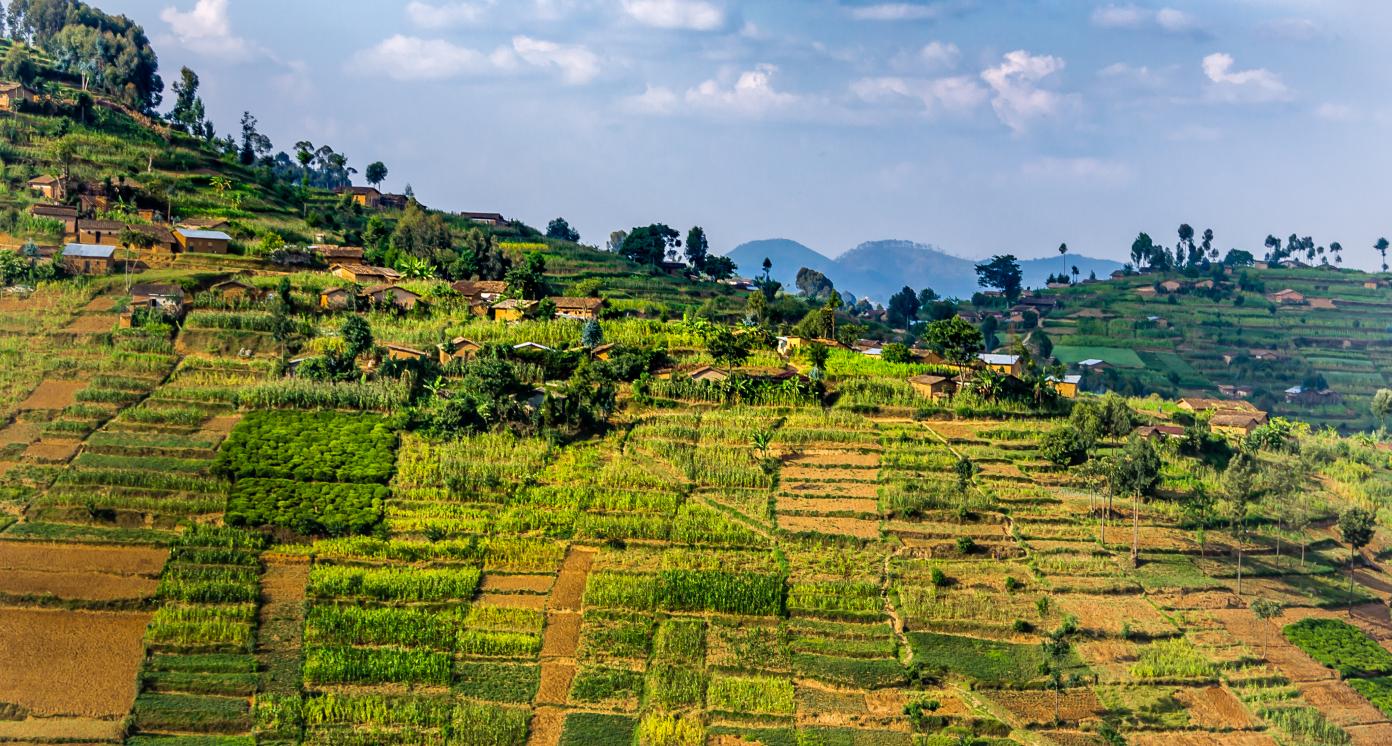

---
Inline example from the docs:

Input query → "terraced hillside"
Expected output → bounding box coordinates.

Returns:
[1043,266,1392,430]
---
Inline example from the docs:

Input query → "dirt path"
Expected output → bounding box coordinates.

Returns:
[256,557,309,696]
[527,545,596,746]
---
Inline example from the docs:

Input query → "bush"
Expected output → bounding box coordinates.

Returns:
[1284,618,1392,677]
[226,479,388,536]
[215,411,398,483]
[1040,426,1090,466]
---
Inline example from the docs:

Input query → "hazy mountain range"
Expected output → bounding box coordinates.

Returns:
[725,239,1124,303]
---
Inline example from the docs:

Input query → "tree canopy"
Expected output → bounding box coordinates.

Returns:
[974,255,1023,302]
[620,224,680,266]
[8,0,163,110]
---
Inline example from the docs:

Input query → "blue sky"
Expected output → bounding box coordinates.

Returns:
[99,0,1392,269]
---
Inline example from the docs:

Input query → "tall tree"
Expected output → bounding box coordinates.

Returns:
[1131,233,1155,269]
[1107,436,1161,566]
[1058,242,1068,276]
[1377,237,1389,272]
[239,112,271,166]
[504,252,549,301]
[620,224,680,266]
[365,161,389,190]
[924,316,983,380]
[1223,452,1263,595]
[974,255,1023,302]
[684,226,709,272]
[1339,507,1376,616]
[167,66,206,134]
[886,286,921,328]
[546,218,581,242]
[605,230,627,253]
[1250,598,1284,660]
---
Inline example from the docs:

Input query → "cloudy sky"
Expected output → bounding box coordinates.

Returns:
[99,0,1392,268]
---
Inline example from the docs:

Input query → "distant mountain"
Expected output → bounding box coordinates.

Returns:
[725,238,1123,303]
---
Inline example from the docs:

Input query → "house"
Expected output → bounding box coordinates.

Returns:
[591,343,616,361]
[73,219,129,246]
[460,211,506,226]
[0,82,37,110]
[1110,270,1127,280]
[688,366,730,383]
[657,261,689,276]
[452,280,509,305]
[340,186,382,208]
[1178,398,1262,414]
[1308,297,1337,310]
[1195,280,1216,290]
[210,280,259,300]
[1217,384,1255,399]
[1077,358,1110,371]
[777,336,845,355]
[909,348,950,366]
[1364,280,1383,290]
[1047,374,1082,399]
[382,343,429,361]
[1019,296,1060,312]
[28,175,65,200]
[310,245,366,263]
[1285,386,1343,406]
[129,283,186,313]
[362,284,421,311]
[177,217,231,232]
[332,264,402,285]
[1135,286,1158,298]
[491,299,535,322]
[978,353,1023,377]
[908,374,957,401]
[378,193,410,210]
[1249,349,1281,362]
[1134,425,1186,441]
[319,287,354,310]
[437,337,482,365]
[1269,289,1306,305]
[59,243,115,275]
[1159,280,1183,293]
[174,228,231,254]
[29,204,78,233]
[1073,308,1111,320]
[551,296,605,321]
[513,342,554,353]
[1210,412,1268,437]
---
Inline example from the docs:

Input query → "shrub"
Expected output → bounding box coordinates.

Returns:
[226,478,388,536]
[215,411,398,483]
[1284,618,1392,677]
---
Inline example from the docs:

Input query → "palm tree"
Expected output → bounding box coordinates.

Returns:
[1058,242,1068,277]
[1376,238,1389,273]
[1330,242,1344,266]
[1071,265,1079,285]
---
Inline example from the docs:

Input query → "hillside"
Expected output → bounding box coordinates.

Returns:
[727,238,1121,302]
[1039,265,1392,430]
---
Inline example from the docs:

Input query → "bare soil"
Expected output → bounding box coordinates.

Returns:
[1174,686,1259,730]
[777,496,879,515]
[1298,680,1391,726]
[0,717,123,742]
[549,546,594,612]
[541,612,582,659]
[61,315,115,335]
[0,607,151,717]
[983,688,1105,725]
[22,440,81,463]
[1208,608,1334,682]
[778,514,881,540]
[1348,723,1392,746]
[0,542,167,576]
[0,421,38,447]
[535,662,575,705]
[781,481,880,499]
[1056,595,1177,638]
[17,380,86,411]
[0,570,157,602]
[790,451,880,468]
[475,592,548,610]
[525,705,564,746]
[1129,733,1278,746]
[257,558,309,696]
[480,574,554,594]
[780,466,878,482]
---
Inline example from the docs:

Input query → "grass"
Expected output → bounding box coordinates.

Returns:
[559,712,639,746]
[906,632,1086,686]
[1283,618,1392,677]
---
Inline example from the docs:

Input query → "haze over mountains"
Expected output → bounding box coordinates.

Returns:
[725,239,1124,303]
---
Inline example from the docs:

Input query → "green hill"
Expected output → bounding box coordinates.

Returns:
[1041,265,1392,430]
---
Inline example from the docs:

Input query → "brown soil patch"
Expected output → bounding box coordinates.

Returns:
[781,466,878,482]
[1151,590,1242,611]
[258,559,309,696]
[536,662,575,705]
[777,496,878,515]
[0,542,166,576]
[80,294,120,313]
[550,546,594,612]
[476,592,547,610]
[0,607,151,717]
[1076,639,1138,666]
[203,414,242,434]
[1056,595,1176,638]
[984,688,1104,725]
[0,717,123,742]
[790,450,880,468]
[1208,609,1333,682]
[1174,686,1259,729]
[22,440,81,463]
[1130,734,1277,746]
[481,574,554,594]
[1298,680,1390,726]
[62,315,115,334]
[863,688,904,717]
[1349,723,1392,746]
[542,612,582,659]
[0,570,156,602]
[526,705,564,746]
[17,380,86,411]
[782,481,880,499]
[778,514,880,540]
[0,421,38,447]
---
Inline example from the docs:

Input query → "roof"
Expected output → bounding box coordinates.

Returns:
[1211,413,1265,427]
[513,342,554,352]
[62,243,116,259]
[362,284,420,297]
[0,82,33,93]
[77,219,128,232]
[460,211,506,221]
[1047,375,1083,385]
[320,287,352,297]
[908,374,953,386]
[333,263,402,279]
[591,343,616,353]
[28,175,60,185]
[452,280,509,296]
[979,353,1020,366]
[447,337,481,348]
[130,282,184,297]
[342,186,382,196]
[1285,385,1304,395]
[383,343,429,356]
[1078,358,1106,367]
[313,245,365,258]
[176,229,232,241]
[551,296,605,311]
[1135,425,1186,438]
[177,217,230,229]
[211,279,254,289]
[30,204,77,217]
[492,299,534,310]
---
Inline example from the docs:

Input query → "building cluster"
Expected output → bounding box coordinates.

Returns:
[907,352,1081,402]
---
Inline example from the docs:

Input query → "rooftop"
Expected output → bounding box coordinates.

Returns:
[62,243,116,259]
[177,229,232,241]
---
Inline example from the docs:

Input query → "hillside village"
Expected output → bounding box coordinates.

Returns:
[8,4,1392,746]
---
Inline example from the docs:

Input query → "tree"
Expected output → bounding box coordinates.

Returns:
[704,255,736,281]
[1223,452,1263,595]
[881,343,912,364]
[1223,249,1255,268]
[1107,436,1161,565]
[755,257,781,302]
[974,255,1023,302]
[684,227,709,272]
[2,43,37,87]
[1339,507,1376,615]
[546,218,581,242]
[239,112,271,165]
[805,341,831,377]
[887,286,921,328]
[606,230,628,253]
[168,66,205,134]
[1039,621,1083,725]
[1374,389,1392,429]
[1131,233,1155,269]
[1058,242,1068,276]
[795,267,835,301]
[620,224,680,266]
[504,252,549,301]
[1041,426,1089,467]
[705,327,749,370]
[1250,598,1284,660]
[391,202,453,260]
[1178,224,1198,267]
[1379,238,1391,273]
[365,161,388,189]
[924,316,983,379]
[1182,484,1216,559]
[341,315,374,359]
[581,319,604,350]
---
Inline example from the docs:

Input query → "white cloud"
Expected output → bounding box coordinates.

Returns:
[917,41,960,70]
[1259,17,1322,42]
[623,85,681,115]
[1091,4,1203,36]
[626,65,806,119]
[1097,62,1168,89]
[1021,156,1132,187]
[850,3,951,21]
[159,0,252,59]
[621,0,726,30]
[512,36,601,84]
[1202,52,1291,103]
[1315,102,1356,122]
[981,50,1068,133]
[405,1,490,29]
[851,75,987,115]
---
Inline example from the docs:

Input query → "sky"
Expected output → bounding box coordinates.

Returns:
[94,0,1392,269]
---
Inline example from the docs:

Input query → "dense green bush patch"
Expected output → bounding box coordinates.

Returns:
[584,569,786,616]
[216,411,398,483]
[569,666,645,705]
[452,662,541,703]
[226,478,388,536]
[1348,677,1392,718]
[307,564,481,602]
[559,712,639,746]
[303,646,453,686]
[1283,618,1392,677]
[132,692,252,734]
[906,632,1085,686]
